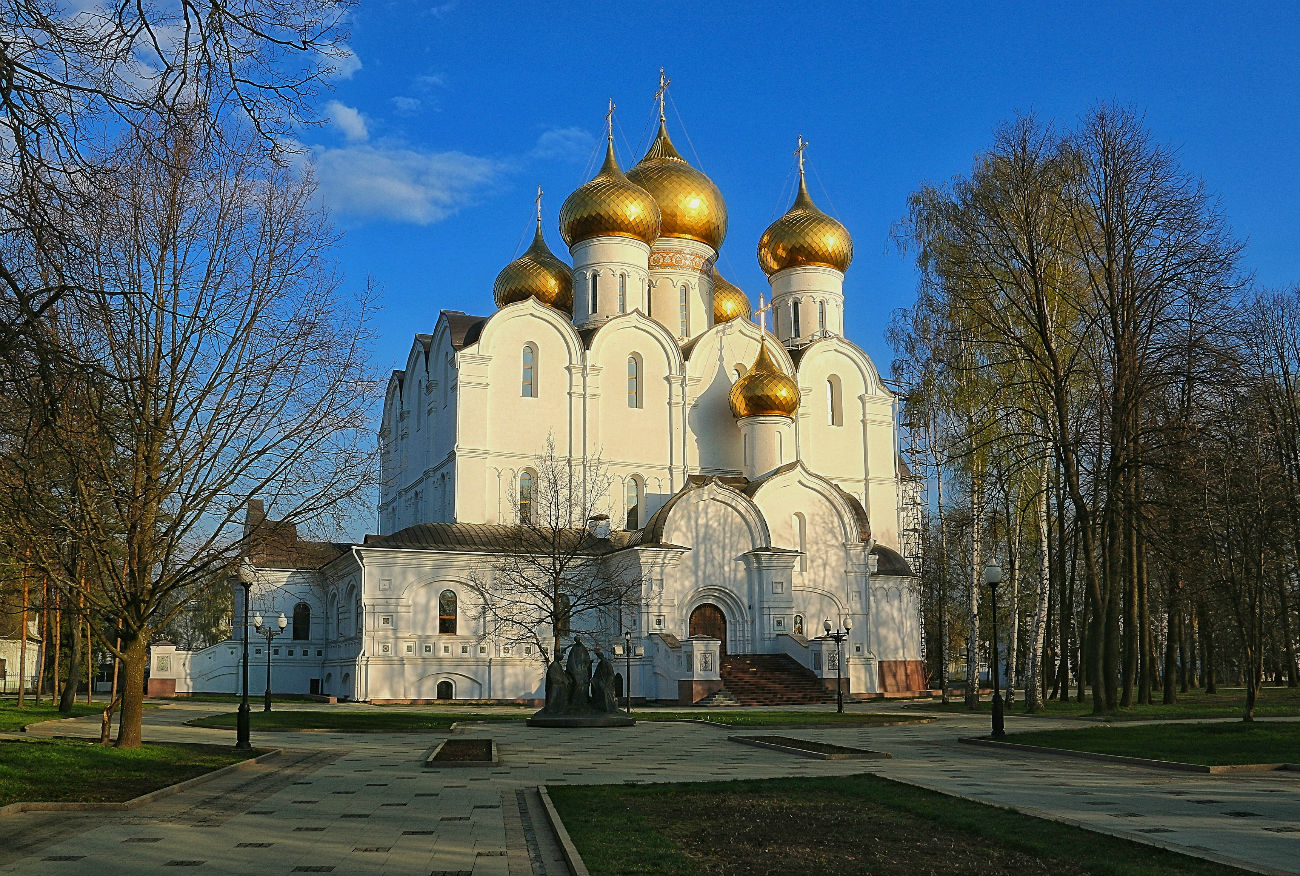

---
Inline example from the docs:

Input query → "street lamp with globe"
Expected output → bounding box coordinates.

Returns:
[252,610,288,712]
[983,561,1006,738]
[823,617,852,713]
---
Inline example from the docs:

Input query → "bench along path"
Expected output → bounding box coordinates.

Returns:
[2,703,1295,875]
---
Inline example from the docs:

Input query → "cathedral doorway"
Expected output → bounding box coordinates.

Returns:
[689,603,727,655]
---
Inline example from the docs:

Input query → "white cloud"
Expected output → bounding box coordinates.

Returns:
[313,144,501,225]
[530,126,596,162]
[328,45,362,80]
[326,101,369,143]
[389,95,422,116]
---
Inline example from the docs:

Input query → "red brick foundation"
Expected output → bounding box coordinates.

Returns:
[678,679,723,704]
[878,660,928,693]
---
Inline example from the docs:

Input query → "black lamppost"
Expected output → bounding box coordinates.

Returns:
[252,609,287,712]
[235,557,255,750]
[823,617,852,713]
[623,630,633,716]
[983,562,1006,738]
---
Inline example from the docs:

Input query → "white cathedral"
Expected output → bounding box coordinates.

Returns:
[149,95,925,705]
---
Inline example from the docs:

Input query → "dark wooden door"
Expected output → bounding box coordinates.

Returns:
[689,604,727,655]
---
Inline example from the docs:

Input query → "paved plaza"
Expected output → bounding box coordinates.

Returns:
[1,702,1296,875]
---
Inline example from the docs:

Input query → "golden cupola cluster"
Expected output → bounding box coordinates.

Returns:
[559,141,661,248]
[712,271,750,324]
[493,220,574,311]
[626,121,728,252]
[757,173,854,276]
[729,342,800,419]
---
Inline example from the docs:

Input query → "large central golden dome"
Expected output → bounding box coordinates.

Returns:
[560,141,661,247]
[729,342,800,419]
[757,174,853,276]
[626,121,727,252]
[493,220,573,312]
[712,271,750,324]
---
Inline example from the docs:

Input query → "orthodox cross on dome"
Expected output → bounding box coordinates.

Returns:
[535,185,543,224]
[655,67,671,123]
[605,98,616,143]
[795,134,809,179]
[753,292,773,335]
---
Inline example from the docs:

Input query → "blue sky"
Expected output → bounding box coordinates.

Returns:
[310,1,1299,537]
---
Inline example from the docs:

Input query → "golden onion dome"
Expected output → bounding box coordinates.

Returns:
[757,173,853,276]
[626,121,728,252]
[712,271,750,324]
[729,342,800,419]
[559,140,661,248]
[493,221,574,311]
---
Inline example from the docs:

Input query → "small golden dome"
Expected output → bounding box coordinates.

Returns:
[712,271,750,324]
[559,141,661,247]
[729,342,800,419]
[757,174,853,276]
[493,221,573,311]
[626,121,728,252]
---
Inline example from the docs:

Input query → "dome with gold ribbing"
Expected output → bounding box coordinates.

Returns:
[559,140,661,248]
[729,342,800,419]
[493,219,573,311]
[712,271,750,324]
[757,154,853,276]
[626,119,728,252]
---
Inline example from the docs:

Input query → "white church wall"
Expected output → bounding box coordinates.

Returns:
[684,324,775,474]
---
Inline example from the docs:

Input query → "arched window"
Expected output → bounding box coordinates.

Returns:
[519,469,535,523]
[436,680,454,700]
[627,355,642,408]
[679,284,689,336]
[733,364,747,383]
[618,274,627,313]
[625,476,643,529]
[590,272,599,313]
[292,602,311,640]
[521,344,537,397]
[818,300,827,333]
[827,375,843,427]
[439,589,457,634]
[791,300,801,338]
[793,512,807,571]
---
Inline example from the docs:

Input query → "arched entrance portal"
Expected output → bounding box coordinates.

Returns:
[689,603,727,656]
[436,680,454,700]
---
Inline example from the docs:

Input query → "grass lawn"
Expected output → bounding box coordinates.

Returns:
[0,701,105,732]
[1002,721,1299,766]
[0,739,256,806]
[636,710,923,727]
[188,709,524,732]
[548,774,1251,876]
[910,686,1299,721]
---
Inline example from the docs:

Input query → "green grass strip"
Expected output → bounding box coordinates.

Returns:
[548,774,1253,875]
[1004,721,1298,766]
[0,739,255,806]
[188,710,523,732]
[915,686,1299,720]
[0,702,104,732]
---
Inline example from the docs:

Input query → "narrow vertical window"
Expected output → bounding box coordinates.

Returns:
[818,300,827,332]
[521,344,536,397]
[827,375,843,426]
[618,274,627,313]
[519,469,534,523]
[793,513,807,571]
[439,590,457,634]
[627,355,641,408]
[645,280,652,317]
[791,300,801,337]
[293,603,311,640]
[590,272,599,314]
[625,476,643,529]
[679,284,689,336]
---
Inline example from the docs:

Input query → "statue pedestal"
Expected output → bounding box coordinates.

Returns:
[526,712,635,728]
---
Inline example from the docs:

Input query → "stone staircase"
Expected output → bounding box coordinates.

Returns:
[698,654,833,706]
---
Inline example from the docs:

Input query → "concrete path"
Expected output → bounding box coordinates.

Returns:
[1,702,1295,875]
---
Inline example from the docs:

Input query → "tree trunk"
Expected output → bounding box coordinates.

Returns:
[36,575,48,701]
[937,467,950,704]
[60,608,83,713]
[1198,601,1216,694]
[18,558,30,706]
[966,472,982,708]
[1006,505,1022,707]
[1026,461,1052,712]
[1137,530,1153,705]
[114,634,149,748]
[1163,576,1178,705]
[52,587,62,707]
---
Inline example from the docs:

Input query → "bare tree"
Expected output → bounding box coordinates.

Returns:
[474,437,642,666]
[2,114,374,746]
